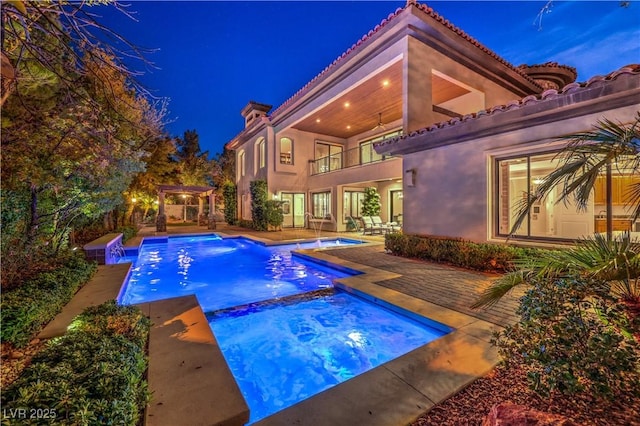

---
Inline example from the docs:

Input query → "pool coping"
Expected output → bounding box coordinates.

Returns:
[252,249,502,426]
[63,232,502,425]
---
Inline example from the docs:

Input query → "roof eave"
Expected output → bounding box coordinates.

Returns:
[376,69,640,156]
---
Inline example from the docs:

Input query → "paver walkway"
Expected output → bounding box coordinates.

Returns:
[322,244,520,327]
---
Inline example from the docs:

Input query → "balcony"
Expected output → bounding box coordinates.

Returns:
[310,144,394,175]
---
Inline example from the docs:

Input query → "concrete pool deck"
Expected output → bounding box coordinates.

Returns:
[54,223,519,425]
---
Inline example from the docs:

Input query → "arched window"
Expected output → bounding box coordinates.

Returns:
[279,137,293,164]
[256,137,265,170]
[238,150,245,177]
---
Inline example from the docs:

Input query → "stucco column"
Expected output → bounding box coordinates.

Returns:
[198,196,207,226]
[156,191,166,232]
[403,37,434,134]
[208,194,217,229]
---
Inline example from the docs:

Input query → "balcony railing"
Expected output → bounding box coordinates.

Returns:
[310,145,394,175]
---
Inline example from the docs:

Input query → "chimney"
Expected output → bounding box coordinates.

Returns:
[241,101,272,128]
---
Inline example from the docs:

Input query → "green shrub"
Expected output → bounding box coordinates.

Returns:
[116,225,137,243]
[385,233,536,272]
[250,180,269,231]
[265,200,284,230]
[0,254,97,347]
[222,182,237,225]
[2,301,150,425]
[494,276,640,400]
[237,219,254,229]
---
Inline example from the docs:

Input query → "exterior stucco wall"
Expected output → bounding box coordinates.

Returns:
[402,105,640,242]
[404,36,529,134]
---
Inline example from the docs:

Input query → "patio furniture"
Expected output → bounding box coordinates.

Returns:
[361,216,383,235]
[372,216,395,234]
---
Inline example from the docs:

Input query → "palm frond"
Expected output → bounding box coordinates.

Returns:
[471,271,526,309]
[508,113,640,237]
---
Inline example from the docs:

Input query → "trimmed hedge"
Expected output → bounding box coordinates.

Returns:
[0,254,97,347]
[385,233,541,272]
[2,301,150,424]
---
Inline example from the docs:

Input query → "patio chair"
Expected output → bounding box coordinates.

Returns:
[371,216,393,234]
[361,216,383,235]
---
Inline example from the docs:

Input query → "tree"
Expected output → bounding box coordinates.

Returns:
[173,130,213,186]
[1,46,164,283]
[361,187,381,217]
[1,1,154,107]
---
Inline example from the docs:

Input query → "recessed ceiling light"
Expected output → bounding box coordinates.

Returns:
[346,125,351,129]
[382,80,390,87]
[315,118,321,123]
[344,102,350,108]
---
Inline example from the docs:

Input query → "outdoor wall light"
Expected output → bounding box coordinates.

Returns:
[405,168,417,187]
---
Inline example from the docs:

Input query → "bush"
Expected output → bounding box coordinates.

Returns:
[2,301,150,424]
[385,233,537,272]
[250,180,268,231]
[494,276,640,400]
[0,254,97,347]
[265,200,284,230]
[222,182,237,225]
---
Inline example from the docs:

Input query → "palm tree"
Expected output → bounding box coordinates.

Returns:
[473,113,640,309]
[472,231,640,308]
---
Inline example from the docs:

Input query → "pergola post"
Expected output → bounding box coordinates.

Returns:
[208,193,216,230]
[156,191,167,232]
[198,196,207,226]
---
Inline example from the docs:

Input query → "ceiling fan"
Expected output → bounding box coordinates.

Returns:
[372,112,387,131]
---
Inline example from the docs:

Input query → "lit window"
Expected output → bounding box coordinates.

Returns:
[256,138,265,170]
[280,137,293,164]
[311,192,331,219]
[238,150,245,177]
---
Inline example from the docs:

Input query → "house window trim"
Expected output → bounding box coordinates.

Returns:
[314,140,343,174]
[238,150,246,178]
[279,137,294,165]
[255,137,266,172]
[311,190,332,220]
[493,149,586,243]
[358,129,402,165]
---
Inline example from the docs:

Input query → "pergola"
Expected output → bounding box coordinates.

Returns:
[156,184,216,232]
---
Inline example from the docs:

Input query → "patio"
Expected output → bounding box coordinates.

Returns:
[55,222,521,425]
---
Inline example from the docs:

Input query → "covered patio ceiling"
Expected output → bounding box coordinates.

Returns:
[290,61,469,139]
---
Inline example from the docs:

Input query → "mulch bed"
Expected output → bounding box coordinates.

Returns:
[412,362,640,426]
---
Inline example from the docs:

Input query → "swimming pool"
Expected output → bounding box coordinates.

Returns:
[118,235,450,423]
[208,290,447,423]
[118,235,361,312]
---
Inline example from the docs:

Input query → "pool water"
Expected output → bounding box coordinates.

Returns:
[208,291,447,423]
[118,235,360,312]
[117,235,450,424]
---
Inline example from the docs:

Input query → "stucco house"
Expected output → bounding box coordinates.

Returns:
[375,64,640,243]
[224,0,639,243]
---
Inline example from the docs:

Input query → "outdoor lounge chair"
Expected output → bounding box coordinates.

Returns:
[361,216,383,235]
[371,216,400,234]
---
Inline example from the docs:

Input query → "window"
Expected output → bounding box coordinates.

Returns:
[311,192,331,219]
[359,130,401,165]
[256,138,265,170]
[344,190,365,220]
[238,150,245,177]
[280,137,293,164]
[314,142,342,173]
[496,152,603,240]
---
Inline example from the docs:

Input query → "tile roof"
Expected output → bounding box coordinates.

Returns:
[268,1,541,121]
[375,64,640,152]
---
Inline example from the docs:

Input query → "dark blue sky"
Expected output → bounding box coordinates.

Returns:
[98,1,640,157]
